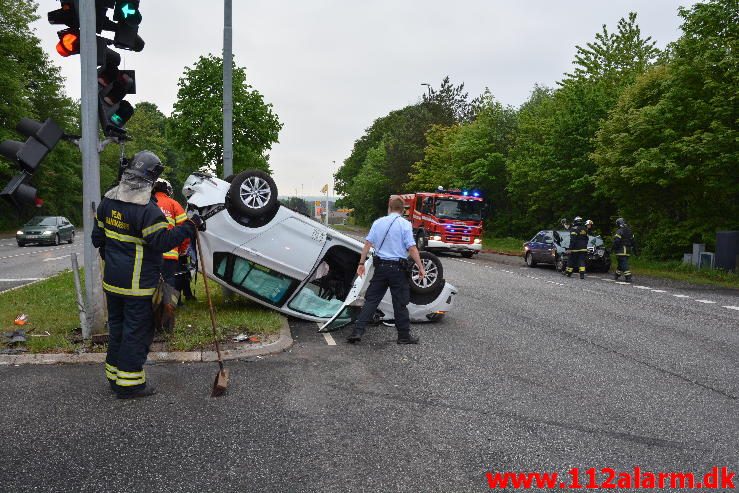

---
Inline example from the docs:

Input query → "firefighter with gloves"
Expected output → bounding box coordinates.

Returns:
[613,217,636,282]
[92,151,204,399]
[566,216,589,279]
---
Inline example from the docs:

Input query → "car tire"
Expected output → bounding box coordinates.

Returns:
[525,252,537,267]
[54,234,60,246]
[68,232,75,244]
[224,174,235,183]
[227,170,279,218]
[409,251,444,295]
[17,241,25,247]
[461,251,474,259]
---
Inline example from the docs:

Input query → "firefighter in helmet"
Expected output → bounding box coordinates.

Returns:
[92,151,204,399]
[613,217,636,282]
[566,216,589,279]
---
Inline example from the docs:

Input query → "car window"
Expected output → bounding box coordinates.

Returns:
[288,283,344,317]
[533,233,544,243]
[26,217,57,226]
[214,253,299,306]
[320,305,362,332]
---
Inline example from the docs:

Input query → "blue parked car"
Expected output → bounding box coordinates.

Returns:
[522,229,610,273]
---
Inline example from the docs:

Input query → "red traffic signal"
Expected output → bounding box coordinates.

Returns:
[56,29,80,57]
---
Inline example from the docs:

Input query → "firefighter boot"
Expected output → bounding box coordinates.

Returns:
[614,271,621,280]
[625,274,632,283]
[579,272,585,280]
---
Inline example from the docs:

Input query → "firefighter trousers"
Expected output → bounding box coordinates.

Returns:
[616,255,631,278]
[105,294,154,394]
[566,251,586,275]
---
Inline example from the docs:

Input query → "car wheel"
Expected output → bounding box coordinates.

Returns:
[409,251,444,295]
[17,241,24,247]
[525,252,537,267]
[227,170,279,218]
[68,232,75,244]
[461,251,474,259]
[555,254,565,272]
[224,174,235,183]
[54,234,60,246]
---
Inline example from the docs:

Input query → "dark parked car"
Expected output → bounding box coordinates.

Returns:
[522,229,610,273]
[16,216,75,247]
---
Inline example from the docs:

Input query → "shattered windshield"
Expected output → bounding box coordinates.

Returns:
[434,199,483,221]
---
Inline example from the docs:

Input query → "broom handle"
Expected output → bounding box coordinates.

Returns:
[195,228,224,371]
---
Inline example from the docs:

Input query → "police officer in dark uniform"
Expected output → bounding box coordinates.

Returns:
[566,216,589,279]
[613,217,636,282]
[92,151,202,399]
[347,196,426,344]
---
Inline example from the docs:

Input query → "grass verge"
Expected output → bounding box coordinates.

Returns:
[482,236,524,255]
[0,270,283,353]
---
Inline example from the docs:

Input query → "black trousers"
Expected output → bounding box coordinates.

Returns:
[178,256,194,298]
[161,259,179,289]
[353,264,411,337]
[567,251,586,273]
[616,255,631,276]
[105,294,154,393]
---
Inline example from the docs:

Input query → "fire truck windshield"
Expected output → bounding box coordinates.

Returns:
[434,199,483,221]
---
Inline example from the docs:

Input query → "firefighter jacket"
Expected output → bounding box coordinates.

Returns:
[613,226,635,256]
[153,191,189,261]
[568,223,590,252]
[92,197,195,297]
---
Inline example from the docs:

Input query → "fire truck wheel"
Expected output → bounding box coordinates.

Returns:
[409,251,443,295]
[227,170,279,218]
[461,251,474,258]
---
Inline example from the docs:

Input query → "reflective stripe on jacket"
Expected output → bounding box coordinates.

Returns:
[91,197,195,297]
[154,191,188,261]
[568,224,589,252]
[613,226,634,256]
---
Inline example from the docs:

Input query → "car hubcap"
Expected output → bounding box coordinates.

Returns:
[239,177,271,209]
[411,259,438,289]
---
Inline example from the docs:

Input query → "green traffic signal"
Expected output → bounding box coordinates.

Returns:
[121,4,136,18]
[114,1,141,25]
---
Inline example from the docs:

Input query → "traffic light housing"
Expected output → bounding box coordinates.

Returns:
[0,118,64,208]
[47,0,144,136]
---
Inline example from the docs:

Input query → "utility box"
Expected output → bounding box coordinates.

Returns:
[699,252,714,269]
[692,244,705,267]
[682,253,693,265]
[715,231,739,272]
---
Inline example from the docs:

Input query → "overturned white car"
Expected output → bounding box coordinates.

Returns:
[183,170,457,331]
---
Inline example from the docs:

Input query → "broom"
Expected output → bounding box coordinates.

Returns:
[194,228,230,397]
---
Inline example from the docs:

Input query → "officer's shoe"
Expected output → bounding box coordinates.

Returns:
[346,333,362,344]
[117,385,157,400]
[579,273,585,280]
[397,335,419,345]
[566,272,572,278]
[614,272,620,280]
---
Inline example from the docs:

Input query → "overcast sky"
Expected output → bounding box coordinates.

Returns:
[33,0,696,196]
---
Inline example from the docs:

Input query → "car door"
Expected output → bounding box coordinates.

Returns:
[542,232,556,262]
[318,256,375,332]
[530,232,546,261]
[59,217,70,240]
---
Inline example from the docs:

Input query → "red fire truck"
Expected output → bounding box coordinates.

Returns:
[399,189,485,258]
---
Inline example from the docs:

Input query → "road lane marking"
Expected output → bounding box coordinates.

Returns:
[673,294,691,298]
[43,255,71,262]
[322,332,337,346]
[723,306,739,311]
[650,289,667,293]
[695,299,716,304]
[0,245,74,261]
[0,278,42,282]
[634,286,651,289]
[616,281,630,285]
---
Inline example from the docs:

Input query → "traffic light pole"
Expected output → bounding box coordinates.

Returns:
[222,0,234,179]
[79,0,105,337]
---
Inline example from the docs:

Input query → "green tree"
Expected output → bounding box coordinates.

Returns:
[0,0,81,229]
[593,0,739,257]
[169,54,282,179]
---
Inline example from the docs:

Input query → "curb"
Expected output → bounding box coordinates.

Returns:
[0,316,293,366]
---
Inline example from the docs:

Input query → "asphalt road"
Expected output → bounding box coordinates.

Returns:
[0,252,737,492]
[0,234,83,293]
